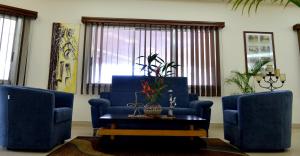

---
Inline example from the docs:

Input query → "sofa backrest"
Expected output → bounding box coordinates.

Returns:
[110,76,189,107]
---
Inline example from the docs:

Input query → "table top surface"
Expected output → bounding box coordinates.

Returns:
[99,114,206,122]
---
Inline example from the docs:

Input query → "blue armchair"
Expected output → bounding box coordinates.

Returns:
[89,76,213,135]
[0,85,74,151]
[222,90,293,151]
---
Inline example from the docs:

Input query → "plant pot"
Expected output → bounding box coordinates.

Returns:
[144,103,162,116]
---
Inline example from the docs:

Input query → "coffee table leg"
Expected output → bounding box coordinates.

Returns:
[190,125,194,140]
[110,123,116,140]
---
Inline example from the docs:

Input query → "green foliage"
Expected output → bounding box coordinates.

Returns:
[229,0,300,14]
[137,53,179,104]
[226,60,269,94]
[136,53,179,77]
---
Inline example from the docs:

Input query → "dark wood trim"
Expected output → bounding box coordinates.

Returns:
[293,24,300,31]
[294,24,300,52]
[243,31,277,73]
[243,32,248,73]
[296,31,300,52]
[0,4,37,19]
[81,17,225,28]
[81,25,87,94]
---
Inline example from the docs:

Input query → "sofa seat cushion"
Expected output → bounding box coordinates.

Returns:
[106,106,196,116]
[107,106,136,115]
[223,110,238,125]
[54,107,72,124]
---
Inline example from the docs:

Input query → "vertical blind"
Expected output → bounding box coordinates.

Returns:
[0,15,24,84]
[0,4,37,86]
[81,18,224,96]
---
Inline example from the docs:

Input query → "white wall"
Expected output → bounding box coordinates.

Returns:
[0,0,299,123]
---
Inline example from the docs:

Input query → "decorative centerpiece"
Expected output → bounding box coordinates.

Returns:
[137,53,179,116]
[168,89,176,116]
[255,64,286,91]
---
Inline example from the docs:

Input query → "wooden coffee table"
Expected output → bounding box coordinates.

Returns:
[97,114,208,140]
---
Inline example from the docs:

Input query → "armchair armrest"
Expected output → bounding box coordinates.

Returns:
[222,95,240,110]
[89,98,111,108]
[53,91,74,108]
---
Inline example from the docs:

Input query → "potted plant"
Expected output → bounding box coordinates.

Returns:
[226,59,269,94]
[136,53,179,116]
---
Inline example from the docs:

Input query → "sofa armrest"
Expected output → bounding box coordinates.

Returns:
[188,94,198,101]
[53,91,74,108]
[222,95,240,110]
[89,98,111,108]
[189,100,213,110]
[88,98,111,128]
[189,100,213,128]
[100,92,111,100]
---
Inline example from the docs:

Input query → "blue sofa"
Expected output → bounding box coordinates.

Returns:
[0,85,74,151]
[222,90,293,151]
[89,76,213,135]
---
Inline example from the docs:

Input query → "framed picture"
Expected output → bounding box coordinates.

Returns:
[243,31,276,73]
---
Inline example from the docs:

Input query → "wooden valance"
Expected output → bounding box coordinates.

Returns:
[293,24,300,52]
[81,17,225,28]
[0,4,38,19]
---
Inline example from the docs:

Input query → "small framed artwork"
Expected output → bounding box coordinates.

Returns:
[243,31,276,73]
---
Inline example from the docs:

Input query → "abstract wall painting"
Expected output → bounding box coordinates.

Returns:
[48,23,80,93]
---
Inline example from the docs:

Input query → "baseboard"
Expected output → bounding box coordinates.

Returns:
[72,121,92,127]
[210,123,300,129]
[209,123,223,128]
[293,124,300,128]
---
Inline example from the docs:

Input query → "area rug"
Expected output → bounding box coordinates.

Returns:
[48,136,248,156]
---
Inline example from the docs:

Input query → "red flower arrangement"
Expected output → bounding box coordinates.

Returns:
[141,78,165,104]
[137,53,178,104]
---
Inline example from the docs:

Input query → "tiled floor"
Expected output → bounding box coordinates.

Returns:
[0,124,299,156]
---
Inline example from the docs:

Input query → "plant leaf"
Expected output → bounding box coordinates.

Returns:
[228,0,299,14]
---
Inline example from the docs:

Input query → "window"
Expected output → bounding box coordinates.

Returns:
[0,5,37,85]
[81,17,224,96]
[0,16,17,81]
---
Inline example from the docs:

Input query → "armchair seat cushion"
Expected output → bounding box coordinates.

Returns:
[223,110,238,125]
[54,107,72,124]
